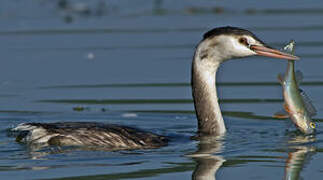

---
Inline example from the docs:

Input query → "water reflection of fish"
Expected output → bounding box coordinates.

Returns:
[284,135,316,180]
[274,40,316,134]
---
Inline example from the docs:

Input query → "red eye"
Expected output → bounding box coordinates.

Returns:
[239,37,248,46]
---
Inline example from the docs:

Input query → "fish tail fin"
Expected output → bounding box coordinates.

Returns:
[283,40,296,53]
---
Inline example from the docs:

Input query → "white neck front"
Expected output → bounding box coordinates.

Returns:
[191,48,226,136]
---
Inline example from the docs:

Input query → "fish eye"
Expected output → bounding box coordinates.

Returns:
[310,122,316,129]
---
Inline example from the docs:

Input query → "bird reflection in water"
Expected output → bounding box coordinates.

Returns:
[188,136,225,180]
[284,135,316,180]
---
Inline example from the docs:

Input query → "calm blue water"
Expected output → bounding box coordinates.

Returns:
[1,0,323,179]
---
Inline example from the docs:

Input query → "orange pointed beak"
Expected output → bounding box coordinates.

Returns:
[250,45,300,60]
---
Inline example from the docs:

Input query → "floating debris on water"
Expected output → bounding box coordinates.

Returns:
[86,52,95,60]
[72,106,90,112]
[121,113,138,118]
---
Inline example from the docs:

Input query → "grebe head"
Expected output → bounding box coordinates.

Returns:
[192,27,300,136]
[196,26,299,65]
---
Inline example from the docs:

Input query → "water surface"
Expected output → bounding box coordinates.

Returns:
[1,0,323,179]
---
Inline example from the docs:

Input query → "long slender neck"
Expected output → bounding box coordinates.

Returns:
[191,52,226,136]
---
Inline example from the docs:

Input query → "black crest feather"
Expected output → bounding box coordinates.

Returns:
[203,26,266,46]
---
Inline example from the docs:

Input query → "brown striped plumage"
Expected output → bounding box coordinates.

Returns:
[14,122,168,150]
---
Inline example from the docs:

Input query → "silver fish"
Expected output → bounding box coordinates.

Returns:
[274,40,316,134]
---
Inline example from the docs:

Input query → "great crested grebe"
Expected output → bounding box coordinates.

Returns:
[12,26,298,150]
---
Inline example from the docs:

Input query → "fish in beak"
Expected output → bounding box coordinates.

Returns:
[250,45,300,60]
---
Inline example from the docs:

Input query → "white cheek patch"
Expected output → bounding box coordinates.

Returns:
[245,37,257,48]
[245,35,256,43]
[247,40,252,48]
